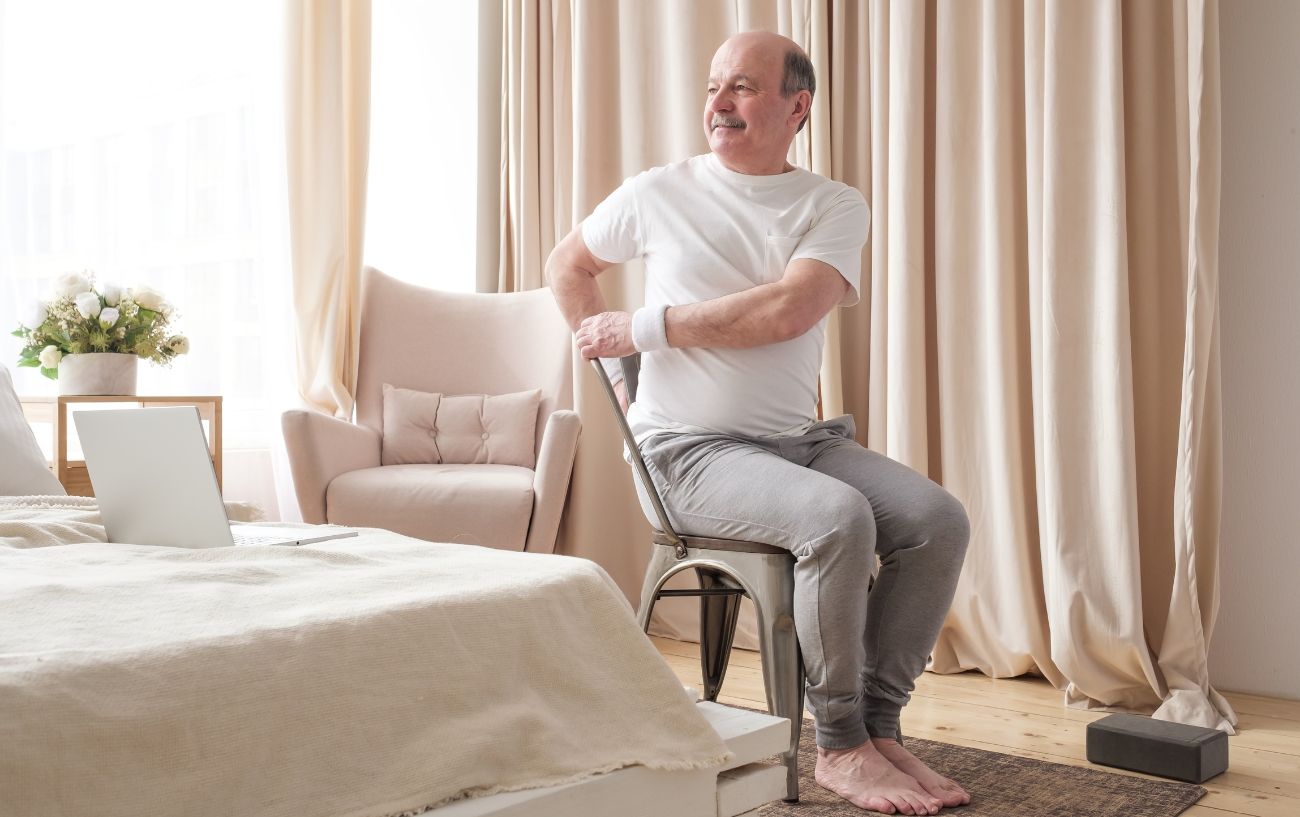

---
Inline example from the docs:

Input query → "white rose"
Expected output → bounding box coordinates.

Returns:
[21,300,48,330]
[101,283,122,307]
[38,345,62,369]
[169,335,191,355]
[99,307,120,328]
[75,291,102,319]
[52,272,91,299]
[132,286,165,311]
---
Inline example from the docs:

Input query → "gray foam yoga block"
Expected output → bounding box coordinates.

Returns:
[1086,713,1228,783]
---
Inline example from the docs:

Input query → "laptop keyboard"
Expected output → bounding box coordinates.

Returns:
[231,532,297,547]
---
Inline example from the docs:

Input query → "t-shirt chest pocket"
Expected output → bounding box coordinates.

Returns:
[763,234,802,283]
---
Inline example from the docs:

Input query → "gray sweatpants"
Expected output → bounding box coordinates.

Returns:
[634,415,969,749]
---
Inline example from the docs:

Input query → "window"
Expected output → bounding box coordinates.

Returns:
[0,0,292,507]
[0,1,481,515]
[366,0,478,292]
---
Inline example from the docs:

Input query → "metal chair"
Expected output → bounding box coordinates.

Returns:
[591,356,805,802]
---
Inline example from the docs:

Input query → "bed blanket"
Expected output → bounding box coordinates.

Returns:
[0,496,728,817]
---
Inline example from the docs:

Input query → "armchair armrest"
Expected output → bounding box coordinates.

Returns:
[524,409,581,553]
[281,410,382,523]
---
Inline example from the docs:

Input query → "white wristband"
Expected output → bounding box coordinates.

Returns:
[632,304,670,352]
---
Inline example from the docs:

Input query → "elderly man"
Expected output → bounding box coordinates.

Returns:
[548,31,971,815]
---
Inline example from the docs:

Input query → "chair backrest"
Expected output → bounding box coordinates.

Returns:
[356,266,574,458]
[590,356,685,551]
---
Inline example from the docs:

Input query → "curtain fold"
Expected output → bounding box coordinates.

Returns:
[284,0,371,419]
[1153,0,1233,730]
[924,0,1059,684]
[483,0,1234,730]
[481,0,573,294]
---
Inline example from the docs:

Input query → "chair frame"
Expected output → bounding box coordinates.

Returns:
[591,357,806,802]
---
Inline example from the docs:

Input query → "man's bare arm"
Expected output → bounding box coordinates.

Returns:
[666,258,849,348]
[546,225,615,331]
[546,225,632,410]
[555,212,850,362]
[567,254,850,360]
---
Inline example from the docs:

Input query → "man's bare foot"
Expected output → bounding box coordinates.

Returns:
[872,737,971,808]
[815,740,944,814]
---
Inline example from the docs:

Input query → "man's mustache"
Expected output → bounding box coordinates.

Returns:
[711,115,745,129]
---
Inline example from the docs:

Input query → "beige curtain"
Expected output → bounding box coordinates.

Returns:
[284,0,371,419]
[828,0,1233,731]
[481,0,558,293]
[483,0,1235,730]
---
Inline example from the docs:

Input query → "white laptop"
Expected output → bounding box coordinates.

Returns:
[74,406,358,548]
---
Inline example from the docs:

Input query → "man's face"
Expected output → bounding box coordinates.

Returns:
[703,36,801,171]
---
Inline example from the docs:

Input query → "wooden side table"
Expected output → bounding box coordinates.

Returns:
[19,395,222,497]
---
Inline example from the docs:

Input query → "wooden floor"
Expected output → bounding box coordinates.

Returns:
[651,637,1300,817]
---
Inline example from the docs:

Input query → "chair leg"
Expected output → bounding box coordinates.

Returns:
[696,568,743,702]
[638,546,805,801]
[635,545,678,632]
[748,568,805,802]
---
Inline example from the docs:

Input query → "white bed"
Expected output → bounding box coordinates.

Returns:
[0,365,788,817]
[0,495,790,817]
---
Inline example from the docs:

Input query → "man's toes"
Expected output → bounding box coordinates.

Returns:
[920,777,966,806]
[901,793,930,816]
[878,795,913,816]
[932,786,963,806]
[911,793,941,815]
[942,779,971,804]
[863,796,897,814]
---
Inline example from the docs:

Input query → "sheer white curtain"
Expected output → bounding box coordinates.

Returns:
[0,0,293,514]
[365,0,477,292]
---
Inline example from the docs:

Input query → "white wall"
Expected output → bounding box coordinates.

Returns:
[1209,0,1300,701]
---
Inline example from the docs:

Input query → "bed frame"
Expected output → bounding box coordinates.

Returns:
[433,702,793,817]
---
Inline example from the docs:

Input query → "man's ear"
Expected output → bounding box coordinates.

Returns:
[790,90,811,126]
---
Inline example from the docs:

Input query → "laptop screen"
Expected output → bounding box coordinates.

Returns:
[73,407,235,548]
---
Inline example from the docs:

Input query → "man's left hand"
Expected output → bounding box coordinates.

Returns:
[576,311,636,359]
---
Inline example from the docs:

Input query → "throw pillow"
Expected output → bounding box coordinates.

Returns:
[0,366,67,496]
[381,385,443,465]
[381,384,541,469]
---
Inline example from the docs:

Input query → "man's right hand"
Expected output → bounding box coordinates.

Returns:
[576,311,636,360]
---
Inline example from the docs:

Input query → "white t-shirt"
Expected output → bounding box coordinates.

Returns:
[582,153,870,440]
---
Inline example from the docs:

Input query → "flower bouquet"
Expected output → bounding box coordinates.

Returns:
[12,272,189,381]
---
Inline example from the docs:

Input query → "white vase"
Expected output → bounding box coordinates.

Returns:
[58,353,139,396]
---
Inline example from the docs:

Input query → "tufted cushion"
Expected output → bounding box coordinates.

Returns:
[0,367,66,496]
[381,384,541,469]
[381,385,443,465]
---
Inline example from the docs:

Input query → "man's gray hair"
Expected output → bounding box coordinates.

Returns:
[781,48,816,133]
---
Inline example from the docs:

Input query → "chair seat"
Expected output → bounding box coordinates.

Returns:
[652,530,790,557]
[327,463,534,549]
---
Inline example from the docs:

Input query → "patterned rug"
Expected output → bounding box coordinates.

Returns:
[759,717,1206,816]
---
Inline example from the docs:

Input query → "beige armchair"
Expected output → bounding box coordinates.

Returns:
[282,267,580,552]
